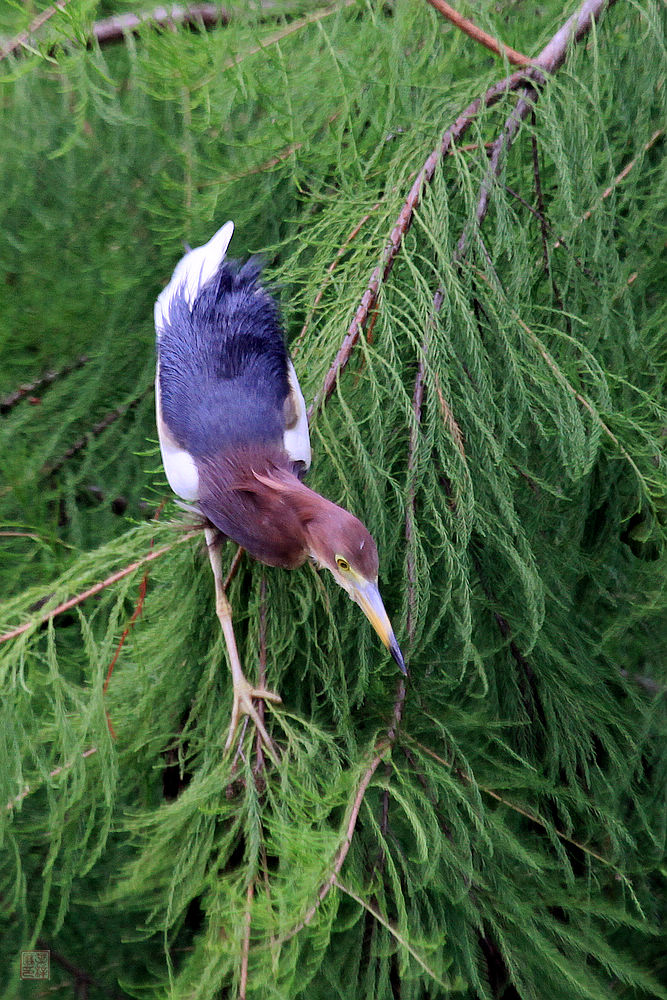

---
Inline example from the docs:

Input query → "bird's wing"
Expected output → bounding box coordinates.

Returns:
[155,220,235,339]
[155,364,200,499]
[283,358,311,472]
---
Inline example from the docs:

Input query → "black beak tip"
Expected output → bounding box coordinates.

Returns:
[390,639,408,677]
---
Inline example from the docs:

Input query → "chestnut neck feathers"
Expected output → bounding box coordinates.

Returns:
[197,446,377,577]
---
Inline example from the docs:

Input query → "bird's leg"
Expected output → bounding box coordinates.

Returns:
[205,529,281,763]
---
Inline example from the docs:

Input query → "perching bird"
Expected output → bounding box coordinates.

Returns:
[155,221,405,755]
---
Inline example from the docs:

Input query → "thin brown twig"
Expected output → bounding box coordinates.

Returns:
[0,530,74,550]
[34,940,122,1000]
[333,877,449,987]
[102,499,168,739]
[223,545,245,592]
[530,116,566,317]
[0,355,89,415]
[434,373,465,456]
[471,265,644,483]
[554,127,664,248]
[504,184,601,287]
[254,576,268,775]
[219,1,356,74]
[530,120,550,274]
[0,530,197,645]
[425,0,532,67]
[405,343,428,643]
[295,143,488,360]
[293,201,384,358]
[0,1,68,61]
[203,141,304,189]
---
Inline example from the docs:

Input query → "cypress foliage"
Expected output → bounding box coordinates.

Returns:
[0,1,665,997]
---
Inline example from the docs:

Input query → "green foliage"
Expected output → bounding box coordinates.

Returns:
[0,1,665,997]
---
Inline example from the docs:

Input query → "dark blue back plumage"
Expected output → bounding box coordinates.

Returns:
[158,259,290,458]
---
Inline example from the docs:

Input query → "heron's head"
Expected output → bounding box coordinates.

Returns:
[304,499,406,675]
[201,454,407,675]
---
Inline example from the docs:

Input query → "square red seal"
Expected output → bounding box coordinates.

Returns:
[20,951,50,980]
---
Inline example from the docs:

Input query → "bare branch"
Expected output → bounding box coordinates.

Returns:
[405,734,624,873]
[504,183,601,286]
[282,748,387,941]
[311,0,627,412]
[293,200,384,358]
[220,1,357,74]
[290,0,621,944]
[34,939,122,1000]
[425,0,532,67]
[471,266,645,483]
[223,545,245,592]
[333,877,450,988]
[456,0,619,259]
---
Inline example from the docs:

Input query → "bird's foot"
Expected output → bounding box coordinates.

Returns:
[225,674,282,765]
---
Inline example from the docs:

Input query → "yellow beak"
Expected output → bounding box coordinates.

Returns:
[354,580,407,675]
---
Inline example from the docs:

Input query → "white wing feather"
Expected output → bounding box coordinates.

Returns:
[155,364,200,500]
[283,359,312,471]
[154,220,235,339]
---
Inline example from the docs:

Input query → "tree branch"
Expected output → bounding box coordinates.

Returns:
[456,0,620,259]
[0,355,89,415]
[282,747,387,941]
[239,880,254,1000]
[7,747,98,812]
[0,1,69,61]
[425,0,532,67]
[42,385,153,478]
[91,4,229,47]
[310,0,618,422]
[0,530,197,645]
[553,127,664,248]
[307,68,533,419]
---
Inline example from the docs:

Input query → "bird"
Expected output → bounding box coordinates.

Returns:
[154,221,406,758]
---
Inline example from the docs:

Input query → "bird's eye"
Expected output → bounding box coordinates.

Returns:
[336,556,350,572]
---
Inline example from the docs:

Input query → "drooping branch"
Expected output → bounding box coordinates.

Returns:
[6,747,98,812]
[282,747,387,941]
[291,0,621,946]
[553,127,664,249]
